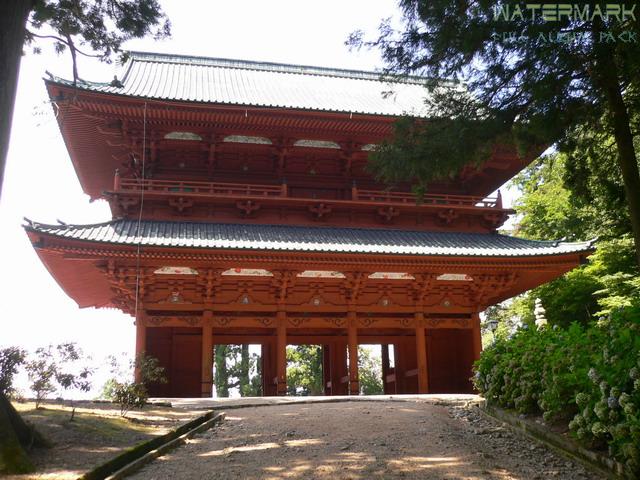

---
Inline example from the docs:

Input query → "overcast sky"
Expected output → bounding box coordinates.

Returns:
[1,0,518,397]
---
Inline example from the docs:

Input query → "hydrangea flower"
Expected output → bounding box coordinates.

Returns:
[576,392,590,407]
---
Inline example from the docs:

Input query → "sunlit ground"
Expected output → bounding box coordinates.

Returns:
[128,400,533,480]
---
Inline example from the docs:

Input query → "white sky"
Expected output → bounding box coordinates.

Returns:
[1,0,519,397]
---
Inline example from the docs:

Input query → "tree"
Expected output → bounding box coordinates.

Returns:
[53,343,92,421]
[214,345,231,398]
[286,345,323,396]
[488,152,639,329]
[24,346,58,409]
[349,1,640,265]
[0,347,48,474]
[358,347,383,395]
[214,344,262,397]
[0,347,27,398]
[0,0,170,200]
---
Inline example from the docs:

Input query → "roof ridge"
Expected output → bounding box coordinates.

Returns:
[125,50,436,85]
[23,217,118,230]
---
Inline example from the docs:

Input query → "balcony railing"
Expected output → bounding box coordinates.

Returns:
[352,189,500,209]
[116,177,285,197]
[112,175,502,210]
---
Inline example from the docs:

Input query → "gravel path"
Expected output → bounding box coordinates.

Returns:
[129,399,599,479]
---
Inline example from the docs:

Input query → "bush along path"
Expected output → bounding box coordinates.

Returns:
[474,306,640,477]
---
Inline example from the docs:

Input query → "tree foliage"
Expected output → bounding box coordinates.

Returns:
[488,152,639,330]
[358,347,384,395]
[0,347,27,398]
[287,345,323,396]
[0,0,171,201]
[26,0,171,83]
[102,353,166,417]
[214,345,261,398]
[350,0,640,264]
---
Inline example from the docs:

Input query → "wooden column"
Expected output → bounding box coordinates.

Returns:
[322,345,332,395]
[472,312,482,362]
[415,312,429,394]
[331,340,349,395]
[347,311,359,395]
[276,311,287,396]
[134,314,146,383]
[201,312,213,398]
[381,344,395,394]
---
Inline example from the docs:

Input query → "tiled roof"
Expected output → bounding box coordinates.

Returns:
[46,51,443,117]
[25,219,595,257]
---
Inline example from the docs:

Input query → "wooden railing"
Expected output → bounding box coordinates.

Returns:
[113,175,502,209]
[116,177,285,197]
[353,188,501,209]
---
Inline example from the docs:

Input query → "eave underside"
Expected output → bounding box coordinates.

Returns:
[28,234,590,318]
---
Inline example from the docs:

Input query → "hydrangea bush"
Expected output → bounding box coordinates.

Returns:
[473,307,640,474]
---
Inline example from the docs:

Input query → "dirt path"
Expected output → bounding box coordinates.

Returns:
[129,399,598,480]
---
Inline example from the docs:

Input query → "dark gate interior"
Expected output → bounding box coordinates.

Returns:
[427,329,475,393]
[146,327,202,397]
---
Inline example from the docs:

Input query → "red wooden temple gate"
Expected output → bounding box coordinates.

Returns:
[25,52,594,397]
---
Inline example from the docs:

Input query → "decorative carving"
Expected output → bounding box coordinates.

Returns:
[469,273,518,306]
[288,317,310,327]
[236,200,261,217]
[412,273,437,306]
[437,208,459,225]
[328,317,347,328]
[168,196,194,214]
[343,272,366,306]
[147,316,168,326]
[395,318,413,328]
[117,196,139,214]
[258,317,274,327]
[453,318,471,328]
[426,318,444,328]
[359,317,378,327]
[196,268,223,303]
[377,206,399,223]
[179,316,201,326]
[271,270,297,307]
[309,203,332,220]
[483,212,509,229]
[167,290,185,303]
[214,317,233,327]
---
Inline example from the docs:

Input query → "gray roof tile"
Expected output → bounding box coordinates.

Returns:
[25,219,595,257]
[46,51,445,117]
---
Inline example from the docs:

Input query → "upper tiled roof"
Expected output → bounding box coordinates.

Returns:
[46,51,444,117]
[25,219,595,257]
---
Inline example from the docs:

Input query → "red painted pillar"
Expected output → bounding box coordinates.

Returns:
[472,312,482,362]
[415,312,429,394]
[347,311,359,395]
[201,313,213,397]
[276,311,287,396]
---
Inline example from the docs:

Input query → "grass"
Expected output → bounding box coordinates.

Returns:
[5,400,200,479]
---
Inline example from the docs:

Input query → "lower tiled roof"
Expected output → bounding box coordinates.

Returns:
[24,219,595,257]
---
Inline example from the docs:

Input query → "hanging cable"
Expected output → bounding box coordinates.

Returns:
[133,102,147,321]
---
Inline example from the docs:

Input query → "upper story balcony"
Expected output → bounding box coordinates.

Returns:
[106,174,513,232]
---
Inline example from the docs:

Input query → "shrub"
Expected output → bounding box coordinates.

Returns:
[474,307,640,474]
[102,354,167,417]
